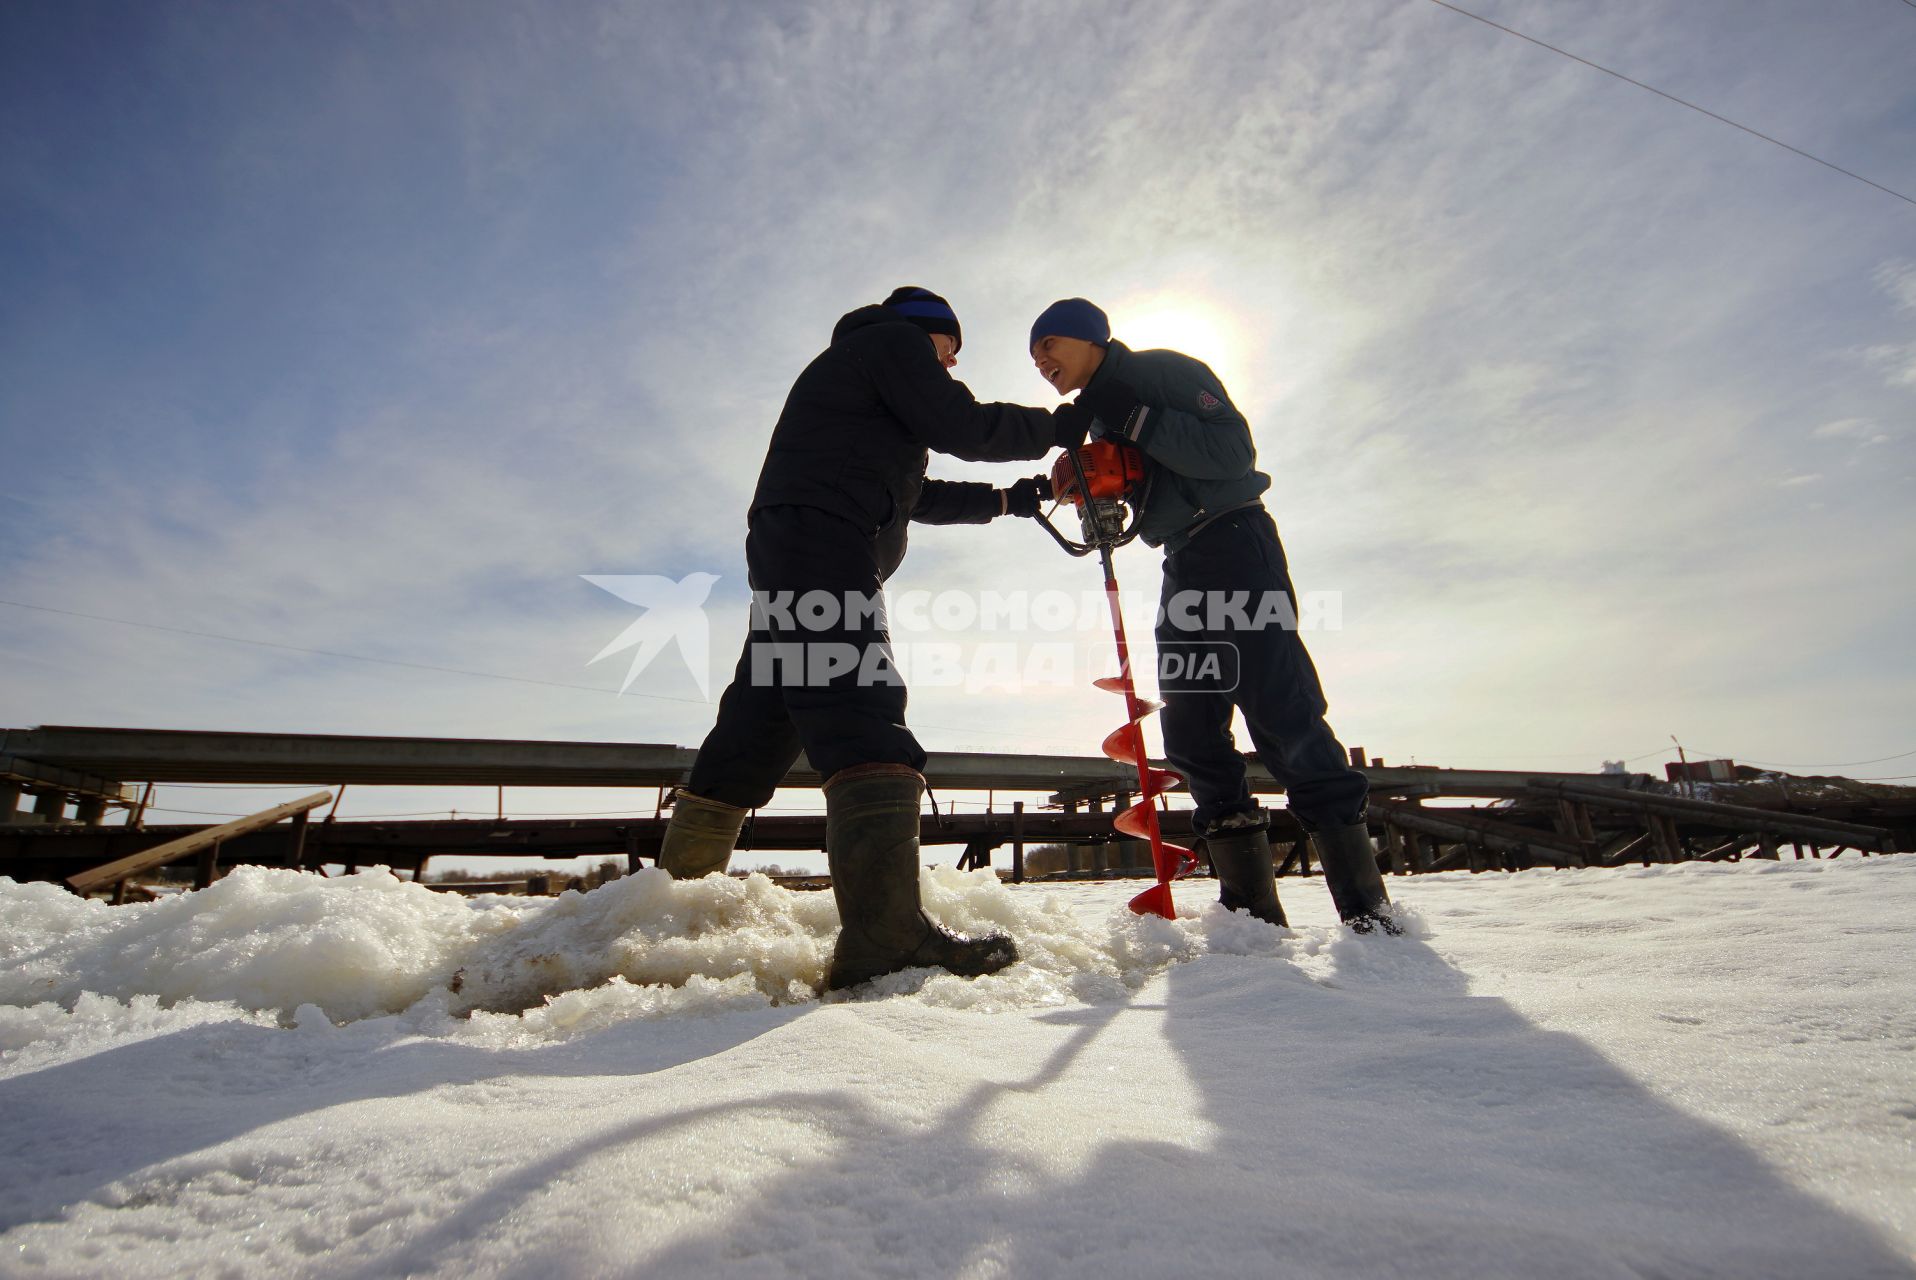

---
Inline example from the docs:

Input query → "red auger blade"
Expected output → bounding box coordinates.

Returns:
[1141,766,1184,794]
[1128,881,1176,918]
[1161,842,1199,880]
[1088,566,1188,919]
[1101,724,1143,767]
[1113,798,1153,839]
[1092,677,1163,715]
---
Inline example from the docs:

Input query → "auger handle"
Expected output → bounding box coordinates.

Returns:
[1031,508,1096,557]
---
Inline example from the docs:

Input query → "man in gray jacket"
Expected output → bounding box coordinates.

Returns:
[1029,298,1396,932]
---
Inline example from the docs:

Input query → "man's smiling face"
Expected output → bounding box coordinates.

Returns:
[1030,334,1104,396]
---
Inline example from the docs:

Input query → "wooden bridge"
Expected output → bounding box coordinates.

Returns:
[2,725,1907,897]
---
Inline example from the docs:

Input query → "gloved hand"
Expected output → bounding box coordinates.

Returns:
[1078,379,1144,438]
[1002,474,1051,518]
[1052,399,1094,451]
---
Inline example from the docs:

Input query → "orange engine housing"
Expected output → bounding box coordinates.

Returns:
[1050,440,1144,506]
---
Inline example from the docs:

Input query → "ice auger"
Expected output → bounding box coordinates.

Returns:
[1032,441,1197,919]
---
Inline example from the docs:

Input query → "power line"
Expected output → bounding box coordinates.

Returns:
[1439,745,1675,765]
[1423,0,1916,209]
[1623,745,1677,764]
[1694,747,1916,769]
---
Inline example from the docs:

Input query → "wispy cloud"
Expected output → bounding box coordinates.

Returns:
[1862,342,1916,389]
[1875,259,1916,314]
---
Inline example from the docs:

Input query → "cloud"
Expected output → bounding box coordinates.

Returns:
[1862,343,1916,389]
[1813,418,1872,439]
[1813,418,1895,450]
[1876,259,1916,314]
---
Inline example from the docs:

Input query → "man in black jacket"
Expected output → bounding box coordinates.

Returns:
[659,287,1076,991]
[1029,297,1396,934]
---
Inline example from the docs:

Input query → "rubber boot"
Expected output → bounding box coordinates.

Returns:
[1309,818,1402,934]
[823,763,1019,992]
[1203,817,1288,928]
[656,790,749,880]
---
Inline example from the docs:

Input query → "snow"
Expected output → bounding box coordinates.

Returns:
[3,858,1913,1278]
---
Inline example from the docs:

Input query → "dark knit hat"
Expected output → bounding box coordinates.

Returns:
[1029,297,1110,351]
[883,285,961,353]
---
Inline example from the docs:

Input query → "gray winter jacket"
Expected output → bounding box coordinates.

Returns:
[1083,340,1271,553]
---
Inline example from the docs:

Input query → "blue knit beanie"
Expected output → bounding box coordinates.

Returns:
[1029,298,1110,351]
[884,285,961,353]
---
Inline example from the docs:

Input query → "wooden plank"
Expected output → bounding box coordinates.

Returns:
[1649,815,1684,863]
[195,840,222,890]
[956,837,994,871]
[1539,781,1894,849]
[0,753,135,803]
[1601,832,1654,868]
[1554,800,1596,867]
[1697,835,1750,862]
[287,809,310,867]
[66,791,332,894]
[1277,839,1308,877]
[1370,801,1580,865]
[1011,801,1025,885]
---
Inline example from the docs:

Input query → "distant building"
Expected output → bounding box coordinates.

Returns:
[1666,759,1738,783]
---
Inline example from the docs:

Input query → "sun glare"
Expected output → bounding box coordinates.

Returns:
[1113,299,1246,385]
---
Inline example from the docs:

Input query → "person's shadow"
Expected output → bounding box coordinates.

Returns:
[4,912,1911,1279]
[0,998,811,1236]
[611,918,1916,1279]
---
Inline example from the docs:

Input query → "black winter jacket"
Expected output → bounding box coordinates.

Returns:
[748,304,1057,579]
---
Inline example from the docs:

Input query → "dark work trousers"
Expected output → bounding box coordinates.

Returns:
[1154,507,1368,833]
[685,504,926,809]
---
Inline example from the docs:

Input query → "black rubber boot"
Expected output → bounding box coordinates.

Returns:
[1203,817,1288,928]
[1309,818,1402,934]
[656,790,749,880]
[823,763,1018,992]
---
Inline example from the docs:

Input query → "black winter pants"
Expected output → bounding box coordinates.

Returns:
[1155,507,1368,832]
[685,505,926,808]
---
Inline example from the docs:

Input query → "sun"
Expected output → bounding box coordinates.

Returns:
[1111,297,1246,385]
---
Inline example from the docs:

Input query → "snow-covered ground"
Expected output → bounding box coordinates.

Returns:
[3,856,1913,1278]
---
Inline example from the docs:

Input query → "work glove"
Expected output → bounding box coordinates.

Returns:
[1003,474,1051,518]
[1077,379,1144,439]
[1052,399,1094,451]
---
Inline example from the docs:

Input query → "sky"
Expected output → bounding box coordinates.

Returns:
[3,0,1914,833]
